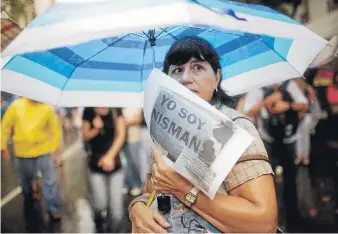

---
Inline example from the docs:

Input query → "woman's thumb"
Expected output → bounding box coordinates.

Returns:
[153,211,170,228]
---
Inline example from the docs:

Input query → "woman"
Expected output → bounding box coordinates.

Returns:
[294,78,320,166]
[128,37,278,233]
[81,107,126,232]
[123,109,153,184]
[122,108,143,196]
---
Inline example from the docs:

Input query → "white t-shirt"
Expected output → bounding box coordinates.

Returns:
[244,80,308,143]
[122,108,142,143]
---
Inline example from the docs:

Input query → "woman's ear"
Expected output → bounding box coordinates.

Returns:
[215,69,221,88]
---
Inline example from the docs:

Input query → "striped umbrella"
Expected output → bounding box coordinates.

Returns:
[1,12,21,52]
[1,0,328,107]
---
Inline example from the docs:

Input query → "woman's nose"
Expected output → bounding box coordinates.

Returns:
[181,69,194,84]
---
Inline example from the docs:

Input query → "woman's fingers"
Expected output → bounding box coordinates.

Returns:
[152,163,159,178]
[152,147,166,170]
[130,202,168,233]
[132,226,155,233]
[147,219,168,233]
[133,215,167,233]
[153,211,170,228]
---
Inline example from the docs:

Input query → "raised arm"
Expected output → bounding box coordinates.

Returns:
[287,80,309,112]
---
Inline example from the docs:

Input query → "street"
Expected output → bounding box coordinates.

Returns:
[1,133,338,233]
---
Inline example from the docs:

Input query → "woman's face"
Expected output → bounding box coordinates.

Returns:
[95,107,109,116]
[167,57,221,102]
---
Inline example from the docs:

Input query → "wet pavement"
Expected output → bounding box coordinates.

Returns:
[1,132,338,233]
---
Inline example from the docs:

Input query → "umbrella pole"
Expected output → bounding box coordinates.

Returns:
[151,45,156,67]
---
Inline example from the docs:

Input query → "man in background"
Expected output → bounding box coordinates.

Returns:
[1,97,62,226]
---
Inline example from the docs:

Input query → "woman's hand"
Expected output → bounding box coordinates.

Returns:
[130,202,169,233]
[265,92,282,105]
[98,155,115,172]
[93,116,104,129]
[269,101,290,114]
[151,148,191,196]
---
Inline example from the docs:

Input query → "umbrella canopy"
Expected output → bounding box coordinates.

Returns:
[309,34,338,69]
[1,12,22,52]
[1,0,328,107]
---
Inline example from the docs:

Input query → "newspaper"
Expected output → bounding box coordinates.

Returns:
[144,69,254,199]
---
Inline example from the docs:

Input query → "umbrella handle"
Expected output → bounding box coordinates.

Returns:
[147,190,156,207]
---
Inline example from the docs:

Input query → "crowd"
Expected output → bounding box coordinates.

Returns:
[1,37,337,233]
[0,95,152,232]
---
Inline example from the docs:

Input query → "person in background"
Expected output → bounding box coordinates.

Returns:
[294,78,319,165]
[124,110,153,183]
[244,79,308,231]
[1,98,62,225]
[63,107,77,144]
[1,94,19,119]
[122,108,143,196]
[81,107,126,232]
[313,67,338,219]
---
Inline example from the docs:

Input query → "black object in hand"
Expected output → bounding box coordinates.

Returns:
[157,194,171,214]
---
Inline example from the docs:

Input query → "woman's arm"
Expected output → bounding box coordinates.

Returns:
[243,90,281,118]
[174,174,278,233]
[130,163,277,233]
[81,120,100,141]
[126,110,143,126]
[245,102,264,117]
[104,114,126,159]
[288,80,309,113]
[150,150,278,233]
[97,113,126,172]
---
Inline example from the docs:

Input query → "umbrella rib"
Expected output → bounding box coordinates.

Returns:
[259,37,302,76]
[158,28,179,40]
[140,40,148,89]
[157,26,183,40]
[155,27,168,39]
[142,31,150,39]
[55,34,129,106]
[131,33,148,40]
[74,34,129,68]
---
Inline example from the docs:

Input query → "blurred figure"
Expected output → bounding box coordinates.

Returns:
[1,97,62,224]
[1,94,19,119]
[313,68,338,218]
[294,78,320,165]
[125,110,153,183]
[81,107,126,232]
[122,108,143,196]
[235,94,246,113]
[244,80,308,231]
[63,107,77,144]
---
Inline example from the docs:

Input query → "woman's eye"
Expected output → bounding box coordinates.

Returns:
[194,64,204,71]
[172,67,182,74]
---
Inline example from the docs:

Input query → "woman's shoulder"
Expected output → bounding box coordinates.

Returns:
[218,105,255,132]
[218,104,246,119]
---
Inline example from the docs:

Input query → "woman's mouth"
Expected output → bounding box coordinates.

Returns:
[188,88,198,94]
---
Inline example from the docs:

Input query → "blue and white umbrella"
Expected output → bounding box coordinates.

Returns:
[1,0,328,107]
